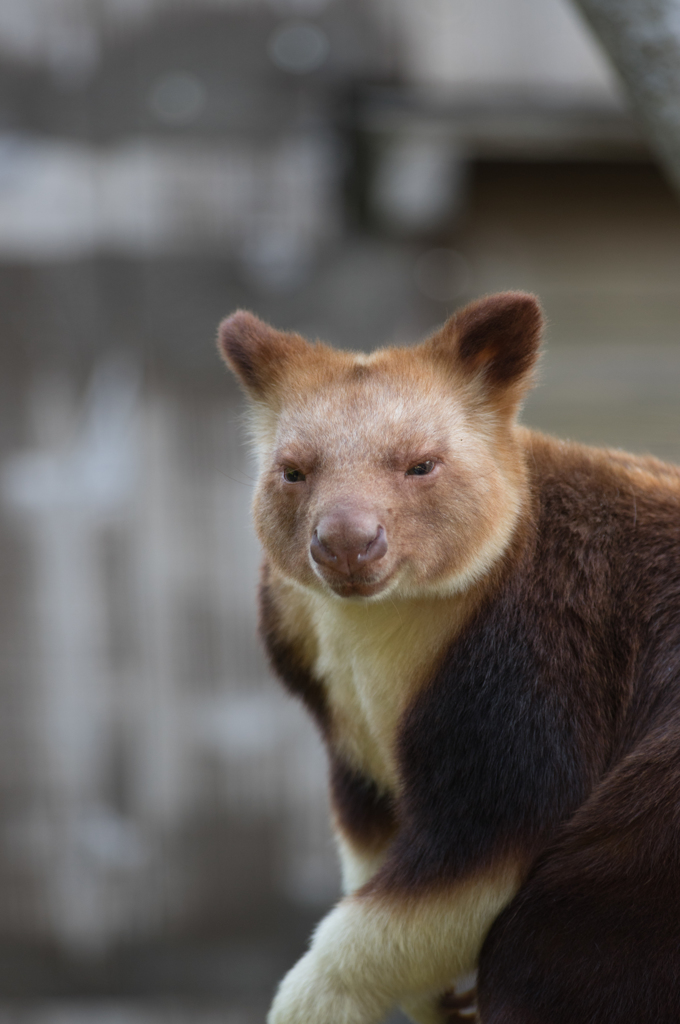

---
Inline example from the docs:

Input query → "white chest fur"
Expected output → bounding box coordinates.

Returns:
[313,602,415,791]
[280,585,473,794]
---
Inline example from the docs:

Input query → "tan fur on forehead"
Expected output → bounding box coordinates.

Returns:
[274,358,471,467]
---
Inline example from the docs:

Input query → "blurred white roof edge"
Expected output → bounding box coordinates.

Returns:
[0,0,621,103]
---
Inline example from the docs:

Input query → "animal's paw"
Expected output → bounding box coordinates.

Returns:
[400,986,478,1024]
[267,950,388,1024]
[439,986,478,1022]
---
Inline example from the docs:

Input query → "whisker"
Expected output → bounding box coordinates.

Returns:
[389,594,404,627]
[216,467,257,486]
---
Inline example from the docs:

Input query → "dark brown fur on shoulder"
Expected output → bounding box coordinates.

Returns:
[219,293,680,1024]
[477,438,680,1024]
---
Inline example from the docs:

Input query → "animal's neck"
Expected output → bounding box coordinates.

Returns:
[291,587,483,791]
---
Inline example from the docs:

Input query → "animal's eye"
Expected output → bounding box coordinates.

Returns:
[283,467,306,483]
[406,461,435,477]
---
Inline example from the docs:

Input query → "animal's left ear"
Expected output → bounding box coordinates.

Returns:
[217,309,312,404]
[424,291,543,413]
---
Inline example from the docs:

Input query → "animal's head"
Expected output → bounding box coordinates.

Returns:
[219,292,542,601]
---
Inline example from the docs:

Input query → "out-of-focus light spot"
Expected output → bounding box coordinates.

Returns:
[1,353,141,515]
[372,135,466,234]
[268,21,329,75]
[266,0,332,12]
[414,248,471,303]
[240,227,312,291]
[148,72,206,125]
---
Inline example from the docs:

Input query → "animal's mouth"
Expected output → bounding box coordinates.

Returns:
[313,565,397,599]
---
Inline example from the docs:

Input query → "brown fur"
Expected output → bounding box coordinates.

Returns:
[219,293,680,1024]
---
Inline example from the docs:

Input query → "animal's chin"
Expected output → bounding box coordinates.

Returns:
[315,569,396,600]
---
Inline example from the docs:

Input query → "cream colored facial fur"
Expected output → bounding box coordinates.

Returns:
[250,355,528,603]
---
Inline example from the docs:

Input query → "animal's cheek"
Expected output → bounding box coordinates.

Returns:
[253,485,317,578]
[391,489,489,583]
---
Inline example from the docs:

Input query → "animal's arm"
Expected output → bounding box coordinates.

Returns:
[275,745,519,1024]
[329,756,398,894]
[268,829,524,1024]
[326,765,481,1024]
[334,831,391,895]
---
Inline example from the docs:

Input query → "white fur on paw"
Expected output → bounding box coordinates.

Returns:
[267,950,388,1024]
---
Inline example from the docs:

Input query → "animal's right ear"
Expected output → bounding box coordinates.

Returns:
[217,310,312,402]
[422,291,543,414]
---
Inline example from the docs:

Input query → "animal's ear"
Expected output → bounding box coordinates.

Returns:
[424,291,543,411]
[218,310,312,402]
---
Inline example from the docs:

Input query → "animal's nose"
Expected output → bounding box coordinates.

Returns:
[310,512,387,576]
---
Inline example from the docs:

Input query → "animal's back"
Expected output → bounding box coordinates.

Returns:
[479,433,680,1023]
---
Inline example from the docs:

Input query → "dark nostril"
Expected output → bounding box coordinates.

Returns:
[310,530,340,570]
[356,525,387,565]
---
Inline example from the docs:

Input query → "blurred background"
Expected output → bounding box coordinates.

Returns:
[0,0,678,1021]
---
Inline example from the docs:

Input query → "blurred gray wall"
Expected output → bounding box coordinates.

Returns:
[0,0,678,1019]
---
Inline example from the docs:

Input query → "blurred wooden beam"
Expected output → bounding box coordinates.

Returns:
[573,0,680,196]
